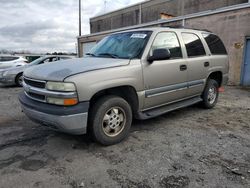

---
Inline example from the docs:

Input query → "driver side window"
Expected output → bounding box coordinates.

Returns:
[43,58,50,63]
[39,57,57,64]
[151,32,182,59]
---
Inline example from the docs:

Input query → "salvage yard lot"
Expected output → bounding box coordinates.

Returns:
[0,86,250,188]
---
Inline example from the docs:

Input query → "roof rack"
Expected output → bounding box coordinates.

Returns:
[161,25,212,33]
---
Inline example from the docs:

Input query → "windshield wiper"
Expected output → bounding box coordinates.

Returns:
[97,53,119,59]
[85,53,96,57]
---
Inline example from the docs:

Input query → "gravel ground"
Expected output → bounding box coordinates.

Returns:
[0,86,250,188]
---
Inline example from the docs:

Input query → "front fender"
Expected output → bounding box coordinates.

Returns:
[65,61,143,102]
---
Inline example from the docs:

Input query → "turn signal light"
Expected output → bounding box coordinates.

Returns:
[63,98,78,106]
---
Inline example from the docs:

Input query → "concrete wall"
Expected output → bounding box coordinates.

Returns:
[182,8,250,85]
[80,7,250,85]
[90,0,248,33]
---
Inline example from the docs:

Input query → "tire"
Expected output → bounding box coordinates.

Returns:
[89,95,132,146]
[15,73,23,87]
[201,79,219,109]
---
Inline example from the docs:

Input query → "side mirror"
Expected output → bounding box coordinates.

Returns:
[147,48,171,63]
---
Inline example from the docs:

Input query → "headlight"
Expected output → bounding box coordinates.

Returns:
[46,81,76,92]
[47,97,78,106]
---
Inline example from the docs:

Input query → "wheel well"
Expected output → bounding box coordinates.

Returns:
[89,86,139,116]
[208,72,222,86]
[15,72,23,81]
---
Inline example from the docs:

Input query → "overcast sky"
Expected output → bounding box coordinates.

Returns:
[0,0,144,53]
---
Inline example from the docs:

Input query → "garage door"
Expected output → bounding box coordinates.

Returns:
[242,39,250,86]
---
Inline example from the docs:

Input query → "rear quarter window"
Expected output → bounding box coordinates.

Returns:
[59,57,71,60]
[202,33,227,55]
[0,56,19,62]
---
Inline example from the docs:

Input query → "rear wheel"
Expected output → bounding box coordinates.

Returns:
[15,73,23,87]
[89,95,132,145]
[201,79,219,109]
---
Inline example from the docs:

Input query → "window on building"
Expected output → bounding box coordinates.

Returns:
[151,32,182,59]
[202,33,227,55]
[182,33,206,57]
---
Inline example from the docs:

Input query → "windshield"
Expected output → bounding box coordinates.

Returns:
[89,31,152,59]
[28,56,48,65]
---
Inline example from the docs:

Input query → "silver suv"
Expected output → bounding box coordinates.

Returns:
[19,28,229,145]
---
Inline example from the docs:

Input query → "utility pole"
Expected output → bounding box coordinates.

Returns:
[139,3,142,24]
[104,0,107,12]
[78,0,82,57]
[79,0,82,36]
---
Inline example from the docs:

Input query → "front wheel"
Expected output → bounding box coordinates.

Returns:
[89,95,132,146]
[15,73,23,87]
[201,79,219,109]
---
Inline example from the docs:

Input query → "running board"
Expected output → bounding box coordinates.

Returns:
[137,96,203,120]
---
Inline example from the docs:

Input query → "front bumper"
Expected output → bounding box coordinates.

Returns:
[19,92,89,135]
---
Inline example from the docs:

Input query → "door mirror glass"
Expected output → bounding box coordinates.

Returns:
[148,48,171,63]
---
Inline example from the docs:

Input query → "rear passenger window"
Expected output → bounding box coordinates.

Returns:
[151,32,182,59]
[182,33,206,57]
[202,33,227,55]
[0,56,19,62]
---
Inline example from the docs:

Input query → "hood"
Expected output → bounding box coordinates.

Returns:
[24,57,130,81]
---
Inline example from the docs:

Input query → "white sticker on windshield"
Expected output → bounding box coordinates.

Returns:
[130,33,147,39]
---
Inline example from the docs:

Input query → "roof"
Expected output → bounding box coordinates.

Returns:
[109,27,212,34]
[80,27,212,39]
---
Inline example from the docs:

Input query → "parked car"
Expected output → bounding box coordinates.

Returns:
[0,55,28,70]
[19,27,229,145]
[0,55,73,86]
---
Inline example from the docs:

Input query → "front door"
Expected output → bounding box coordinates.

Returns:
[242,39,250,86]
[143,31,188,109]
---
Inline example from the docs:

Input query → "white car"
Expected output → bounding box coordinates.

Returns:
[0,55,74,86]
[0,56,28,70]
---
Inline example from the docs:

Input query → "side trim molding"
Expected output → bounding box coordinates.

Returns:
[145,79,205,98]
[145,82,187,98]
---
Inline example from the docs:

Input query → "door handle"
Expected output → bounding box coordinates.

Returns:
[180,65,187,71]
[204,62,210,67]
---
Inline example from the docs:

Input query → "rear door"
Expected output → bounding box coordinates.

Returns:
[181,32,208,96]
[0,56,19,69]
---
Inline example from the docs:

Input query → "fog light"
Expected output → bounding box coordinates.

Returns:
[47,97,78,106]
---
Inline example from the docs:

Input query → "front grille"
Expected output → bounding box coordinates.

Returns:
[23,76,77,104]
[23,77,46,102]
[24,77,46,88]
